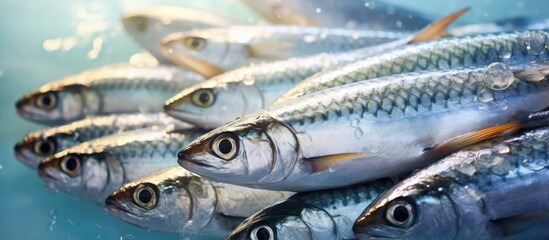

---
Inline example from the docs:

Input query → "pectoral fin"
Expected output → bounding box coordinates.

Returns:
[493,212,549,237]
[308,152,377,173]
[409,7,470,43]
[248,42,295,58]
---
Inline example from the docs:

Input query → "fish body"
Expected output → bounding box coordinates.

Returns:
[14,113,190,169]
[123,6,237,62]
[241,0,429,31]
[178,62,549,191]
[160,25,409,76]
[274,30,549,104]
[16,64,204,125]
[353,127,549,239]
[38,128,206,202]
[226,179,394,240]
[106,166,292,237]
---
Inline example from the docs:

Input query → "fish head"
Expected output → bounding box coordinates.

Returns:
[16,84,88,124]
[14,130,76,169]
[178,115,298,187]
[227,201,336,240]
[106,167,216,234]
[353,178,460,239]
[38,150,122,202]
[165,80,263,129]
[160,32,230,77]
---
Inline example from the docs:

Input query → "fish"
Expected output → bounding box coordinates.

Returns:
[37,128,206,202]
[177,62,549,191]
[15,64,204,125]
[353,126,549,240]
[273,30,549,105]
[14,113,190,169]
[159,25,411,77]
[123,6,238,63]
[105,166,293,237]
[163,8,468,128]
[240,0,429,31]
[226,178,394,240]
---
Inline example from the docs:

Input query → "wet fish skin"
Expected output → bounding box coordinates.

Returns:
[241,0,429,31]
[123,6,237,62]
[37,128,206,202]
[274,30,549,104]
[15,64,204,125]
[14,113,190,169]
[226,179,394,240]
[178,62,549,191]
[353,127,549,240]
[160,25,409,73]
[106,166,292,236]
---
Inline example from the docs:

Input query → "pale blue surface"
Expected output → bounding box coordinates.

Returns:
[0,1,547,239]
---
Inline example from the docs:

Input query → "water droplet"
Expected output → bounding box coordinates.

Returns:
[354,128,364,139]
[395,21,403,28]
[350,117,360,127]
[303,35,316,43]
[524,32,547,55]
[492,144,510,154]
[499,51,512,62]
[457,163,476,176]
[315,8,322,13]
[437,187,444,192]
[483,62,514,90]
[0,165,3,170]
[476,89,494,103]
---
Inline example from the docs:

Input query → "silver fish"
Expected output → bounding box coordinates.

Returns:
[160,25,410,77]
[226,179,393,240]
[177,62,549,191]
[16,64,204,125]
[14,113,190,169]
[241,0,429,31]
[123,6,238,63]
[274,30,549,105]
[105,166,292,237]
[163,9,466,129]
[353,126,549,240]
[38,128,206,202]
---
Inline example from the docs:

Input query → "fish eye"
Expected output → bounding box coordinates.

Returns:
[211,133,239,160]
[133,184,158,210]
[33,139,56,156]
[183,37,206,51]
[131,16,147,33]
[385,199,415,228]
[191,89,215,108]
[35,92,58,110]
[250,225,274,240]
[60,155,81,177]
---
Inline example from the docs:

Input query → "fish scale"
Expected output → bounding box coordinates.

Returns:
[354,127,549,239]
[275,30,549,103]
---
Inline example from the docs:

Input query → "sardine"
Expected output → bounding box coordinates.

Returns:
[123,6,238,63]
[177,62,549,191]
[274,30,549,105]
[105,166,292,237]
[353,126,549,239]
[240,0,429,31]
[163,9,467,128]
[37,128,206,202]
[159,25,411,77]
[14,113,190,169]
[15,64,204,125]
[226,179,393,240]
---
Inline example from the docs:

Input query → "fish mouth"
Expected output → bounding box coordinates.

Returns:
[105,195,133,215]
[37,165,58,182]
[178,157,214,168]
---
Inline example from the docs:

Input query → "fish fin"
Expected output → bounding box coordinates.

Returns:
[514,61,549,82]
[492,212,549,237]
[215,213,247,230]
[248,42,295,58]
[409,7,470,43]
[308,152,377,173]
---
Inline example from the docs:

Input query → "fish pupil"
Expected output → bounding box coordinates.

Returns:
[138,189,152,204]
[256,227,270,240]
[199,92,210,103]
[393,205,409,223]
[192,40,200,48]
[65,157,77,171]
[219,139,232,154]
[39,142,51,154]
[41,96,51,106]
